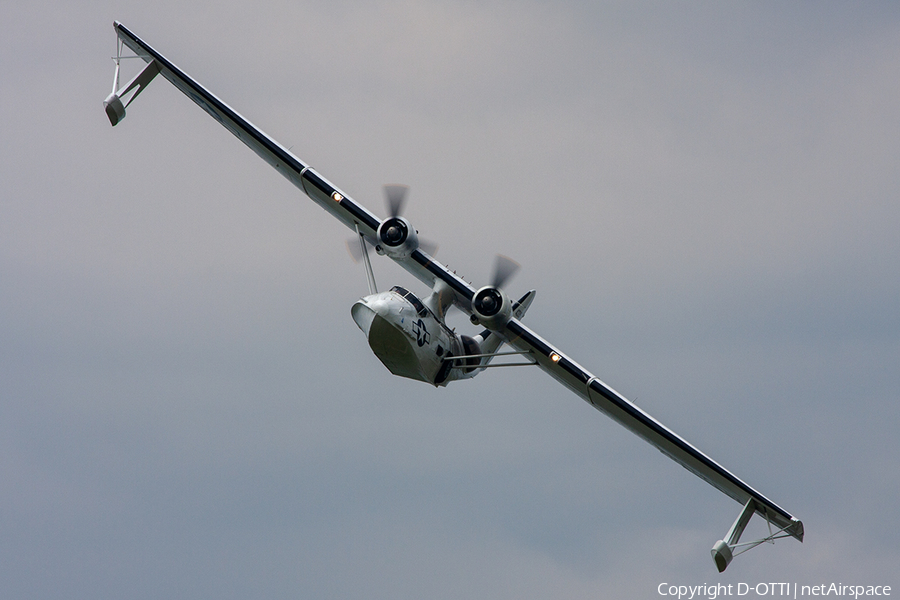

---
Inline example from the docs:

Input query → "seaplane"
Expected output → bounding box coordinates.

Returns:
[103,22,803,571]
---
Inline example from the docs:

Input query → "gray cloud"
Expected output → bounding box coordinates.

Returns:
[1,1,898,598]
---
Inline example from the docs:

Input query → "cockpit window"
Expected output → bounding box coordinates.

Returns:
[390,285,428,317]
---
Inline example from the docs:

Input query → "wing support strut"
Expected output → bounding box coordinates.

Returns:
[104,39,160,126]
[444,350,537,368]
[711,499,801,572]
[355,224,378,295]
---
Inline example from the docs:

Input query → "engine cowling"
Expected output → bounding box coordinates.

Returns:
[470,285,512,330]
[376,216,418,259]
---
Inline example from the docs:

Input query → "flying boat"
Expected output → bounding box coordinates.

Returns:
[103,22,803,571]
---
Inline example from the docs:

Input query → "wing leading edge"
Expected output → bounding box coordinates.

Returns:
[106,22,803,568]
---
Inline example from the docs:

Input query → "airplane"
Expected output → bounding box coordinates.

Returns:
[103,21,803,572]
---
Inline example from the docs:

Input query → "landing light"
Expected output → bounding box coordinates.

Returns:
[550,353,561,363]
[332,192,343,202]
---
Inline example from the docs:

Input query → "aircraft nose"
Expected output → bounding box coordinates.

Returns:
[351,300,377,336]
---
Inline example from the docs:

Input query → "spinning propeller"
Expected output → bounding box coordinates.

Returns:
[384,184,408,220]
[346,184,437,261]
[470,254,520,330]
[490,254,520,289]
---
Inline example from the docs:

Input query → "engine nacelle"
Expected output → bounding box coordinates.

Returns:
[376,216,418,259]
[470,285,512,330]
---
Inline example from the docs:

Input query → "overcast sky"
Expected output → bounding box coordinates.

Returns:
[2,1,899,598]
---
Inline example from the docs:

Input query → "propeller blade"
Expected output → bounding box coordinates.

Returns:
[383,184,409,218]
[491,254,520,289]
[418,238,439,257]
[345,235,375,263]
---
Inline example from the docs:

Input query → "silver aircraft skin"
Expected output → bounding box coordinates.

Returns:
[103,22,803,572]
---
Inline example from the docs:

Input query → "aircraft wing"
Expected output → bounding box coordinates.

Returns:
[106,22,803,569]
[109,21,477,301]
[500,318,804,541]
